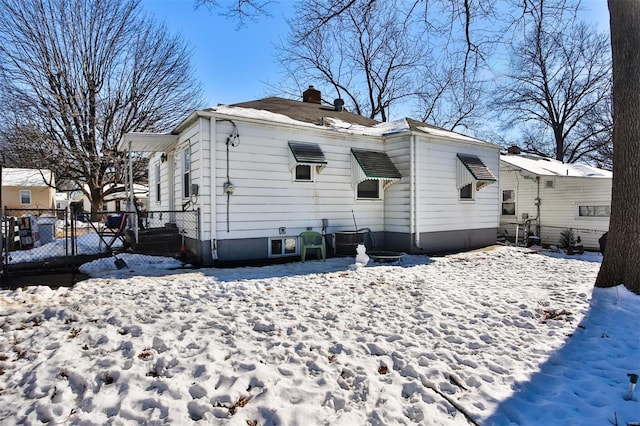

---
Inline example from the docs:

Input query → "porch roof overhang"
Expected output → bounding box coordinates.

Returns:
[117,133,179,153]
[456,153,497,190]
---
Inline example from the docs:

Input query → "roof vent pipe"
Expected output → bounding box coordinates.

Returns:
[334,98,344,111]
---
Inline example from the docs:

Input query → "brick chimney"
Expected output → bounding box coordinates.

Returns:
[303,85,321,104]
[507,145,521,155]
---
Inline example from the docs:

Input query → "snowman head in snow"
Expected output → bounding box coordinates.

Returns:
[356,244,366,255]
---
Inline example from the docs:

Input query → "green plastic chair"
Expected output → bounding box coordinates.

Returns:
[299,231,326,261]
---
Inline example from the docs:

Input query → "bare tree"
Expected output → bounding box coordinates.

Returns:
[195,0,274,28]
[278,0,423,121]
[494,4,612,163]
[275,0,502,127]
[0,0,202,216]
[595,1,640,294]
[416,51,487,131]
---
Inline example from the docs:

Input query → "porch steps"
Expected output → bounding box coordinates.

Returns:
[133,227,183,257]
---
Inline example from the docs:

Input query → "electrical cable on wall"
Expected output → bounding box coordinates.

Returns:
[220,120,239,232]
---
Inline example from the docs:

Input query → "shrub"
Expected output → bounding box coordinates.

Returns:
[559,229,575,248]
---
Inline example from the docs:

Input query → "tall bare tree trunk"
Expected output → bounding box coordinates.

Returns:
[595,1,640,294]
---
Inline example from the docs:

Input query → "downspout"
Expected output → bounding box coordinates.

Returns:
[209,117,218,259]
[198,118,204,264]
[535,176,541,235]
[411,134,422,250]
[199,118,203,208]
[128,141,138,243]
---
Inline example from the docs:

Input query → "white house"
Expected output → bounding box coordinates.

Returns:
[499,147,612,250]
[119,87,501,264]
[69,184,149,213]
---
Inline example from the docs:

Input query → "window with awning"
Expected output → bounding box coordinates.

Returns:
[456,154,497,191]
[350,148,401,191]
[288,142,327,182]
[288,142,327,168]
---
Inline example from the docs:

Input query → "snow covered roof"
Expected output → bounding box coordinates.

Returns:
[500,154,612,178]
[198,97,496,148]
[1,168,54,187]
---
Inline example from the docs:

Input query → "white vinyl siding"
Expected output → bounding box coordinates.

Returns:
[210,121,394,240]
[416,140,500,233]
[499,162,611,249]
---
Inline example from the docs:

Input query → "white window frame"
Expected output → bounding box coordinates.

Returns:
[19,190,31,205]
[459,183,474,201]
[182,148,191,199]
[501,189,516,216]
[269,236,298,257]
[293,164,315,182]
[356,179,382,200]
[577,203,610,218]
[155,163,161,203]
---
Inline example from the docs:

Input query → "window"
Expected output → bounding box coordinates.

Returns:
[295,165,312,182]
[456,154,497,195]
[155,163,161,203]
[459,183,473,200]
[270,237,297,257]
[578,205,610,217]
[183,148,191,198]
[19,190,31,205]
[289,142,326,182]
[545,180,555,189]
[357,179,380,199]
[502,190,516,215]
[350,148,401,199]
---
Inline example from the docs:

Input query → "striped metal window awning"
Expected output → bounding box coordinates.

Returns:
[351,148,401,189]
[456,153,497,191]
[288,142,327,169]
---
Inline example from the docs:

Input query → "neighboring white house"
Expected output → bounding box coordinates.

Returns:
[499,148,612,250]
[70,184,149,213]
[119,87,501,264]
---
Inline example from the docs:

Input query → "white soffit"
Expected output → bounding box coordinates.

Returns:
[118,133,179,152]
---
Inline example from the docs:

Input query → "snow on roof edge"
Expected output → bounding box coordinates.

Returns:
[500,154,612,178]
[203,105,496,147]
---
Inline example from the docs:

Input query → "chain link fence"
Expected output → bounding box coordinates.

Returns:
[500,221,607,252]
[2,208,201,279]
[2,208,73,266]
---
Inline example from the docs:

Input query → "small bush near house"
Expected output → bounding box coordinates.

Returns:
[559,229,576,248]
[559,229,584,255]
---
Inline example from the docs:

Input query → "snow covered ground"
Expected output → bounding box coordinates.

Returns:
[0,246,638,425]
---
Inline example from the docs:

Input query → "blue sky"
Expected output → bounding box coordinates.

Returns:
[141,0,296,107]
[141,0,610,109]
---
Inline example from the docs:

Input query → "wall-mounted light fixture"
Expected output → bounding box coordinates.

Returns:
[160,153,168,163]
